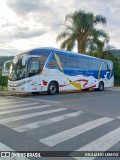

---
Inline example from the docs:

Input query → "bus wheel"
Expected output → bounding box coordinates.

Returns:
[98,82,104,91]
[47,82,58,95]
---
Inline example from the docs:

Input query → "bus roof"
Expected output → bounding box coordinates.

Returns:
[20,47,104,61]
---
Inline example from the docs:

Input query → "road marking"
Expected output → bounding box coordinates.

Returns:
[0,142,29,160]
[0,105,52,115]
[0,101,27,105]
[40,117,113,147]
[7,96,61,104]
[0,103,39,110]
[27,98,61,104]
[73,127,120,160]
[0,108,67,124]
[0,99,15,102]
[0,142,13,151]
[116,116,120,119]
[13,111,83,132]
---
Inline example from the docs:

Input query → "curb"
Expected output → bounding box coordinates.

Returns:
[0,90,29,96]
[0,87,120,97]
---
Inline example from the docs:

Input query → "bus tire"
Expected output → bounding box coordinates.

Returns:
[47,82,58,95]
[98,82,104,91]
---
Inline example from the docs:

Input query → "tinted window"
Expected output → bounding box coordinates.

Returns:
[99,61,113,71]
[66,56,78,68]
[98,60,102,68]
[106,61,113,70]
[39,56,48,68]
[25,50,50,69]
[89,59,98,70]
[57,54,66,67]
[48,54,58,69]
[28,59,40,76]
[101,61,107,70]
[78,57,89,69]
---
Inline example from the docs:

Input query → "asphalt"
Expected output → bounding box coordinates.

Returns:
[0,88,120,160]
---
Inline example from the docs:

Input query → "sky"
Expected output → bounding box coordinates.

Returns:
[0,0,120,56]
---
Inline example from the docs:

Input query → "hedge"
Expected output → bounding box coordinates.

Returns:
[0,71,8,88]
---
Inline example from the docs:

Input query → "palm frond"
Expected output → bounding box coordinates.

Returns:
[64,25,77,33]
[94,15,106,25]
[92,29,109,42]
[56,10,109,56]
[56,31,70,42]
[67,35,77,51]
[60,33,77,51]
[65,13,73,22]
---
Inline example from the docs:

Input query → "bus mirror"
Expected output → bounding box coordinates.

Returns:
[22,55,40,66]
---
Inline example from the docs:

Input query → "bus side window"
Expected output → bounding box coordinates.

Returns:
[78,57,89,69]
[57,54,66,67]
[101,62,107,70]
[28,59,40,76]
[89,59,98,70]
[66,56,78,68]
[98,60,102,69]
[48,55,58,69]
[106,61,112,71]
[39,56,47,69]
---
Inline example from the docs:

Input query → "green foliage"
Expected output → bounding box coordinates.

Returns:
[56,10,109,55]
[110,49,120,59]
[103,51,120,86]
[0,71,8,87]
[0,56,14,68]
[0,56,13,89]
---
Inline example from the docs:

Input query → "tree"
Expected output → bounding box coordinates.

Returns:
[103,50,120,86]
[56,10,109,56]
[0,56,14,68]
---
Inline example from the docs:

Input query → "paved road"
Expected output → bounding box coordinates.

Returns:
[0,88,120,160]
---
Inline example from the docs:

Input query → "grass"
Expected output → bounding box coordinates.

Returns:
[0,85,8,90]
[0,70,8,90]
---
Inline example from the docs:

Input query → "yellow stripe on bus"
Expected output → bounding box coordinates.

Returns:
[54,53,82,90]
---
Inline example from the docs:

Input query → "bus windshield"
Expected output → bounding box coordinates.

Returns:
[9,50,50,81]
[9,54,28,81]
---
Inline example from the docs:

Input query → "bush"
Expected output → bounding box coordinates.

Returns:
[102,51,120,86]
[0,71,8,88]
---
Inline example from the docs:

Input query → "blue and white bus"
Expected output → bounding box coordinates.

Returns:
[8,48,114,94]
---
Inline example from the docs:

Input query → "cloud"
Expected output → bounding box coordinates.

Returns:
[7,0,51,15]
[0,48,17,56]
[0,0,120,56]
[5,0,66,40]
[12,27,46,39]
[0,23,45,42]
[6,0,73,31]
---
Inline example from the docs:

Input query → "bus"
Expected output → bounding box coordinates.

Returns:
[8,48,114,95]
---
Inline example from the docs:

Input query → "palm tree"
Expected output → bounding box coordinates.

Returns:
[56,10,109,56]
